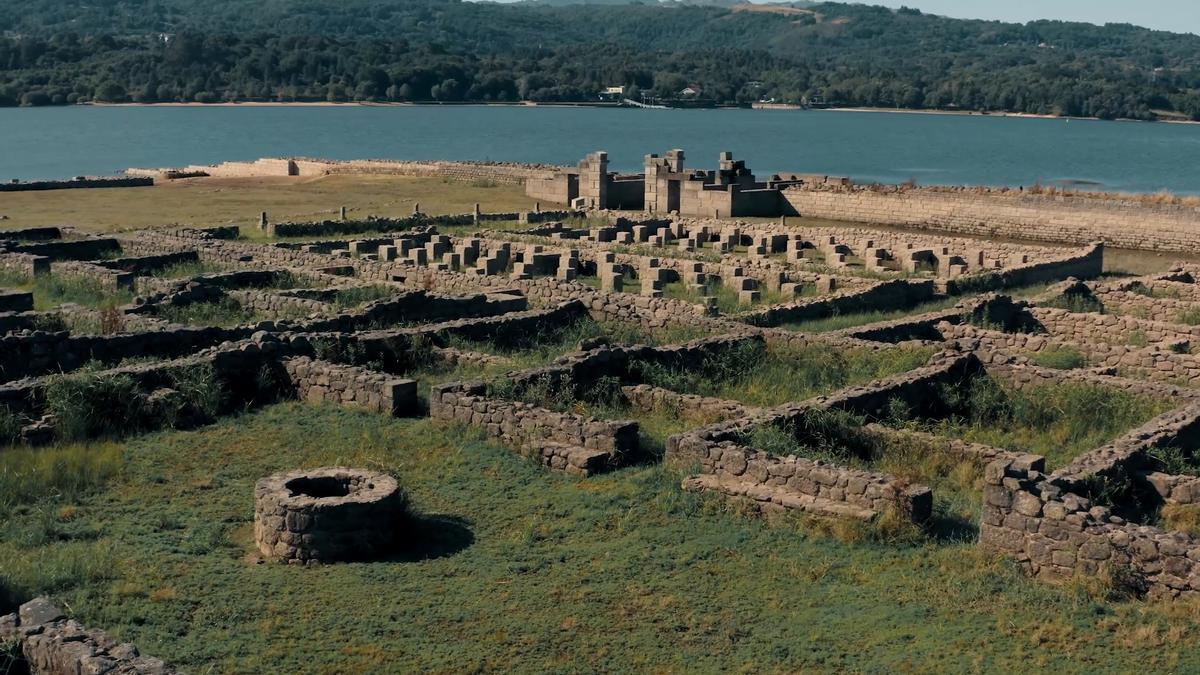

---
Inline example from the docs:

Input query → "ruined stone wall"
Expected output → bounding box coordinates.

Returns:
[949,325,1200,386]
[1,597,176,674]
[986,362,1200,402]
[429,381,638,476]
[0,252,49,277]
[0,325,257,383]
[50,261,132,290]
[281,357,417,416]
[980,458,1200,599]
[737,279,937,327]
[9,238,120,262]
[781,186,1200,253]
[621,384,752,422]
[946,243,1105,292]
[0,176,153,192]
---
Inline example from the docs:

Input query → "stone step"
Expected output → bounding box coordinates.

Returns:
[681,474,877,521]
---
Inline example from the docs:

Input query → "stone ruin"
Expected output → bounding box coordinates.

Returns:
[254,467,407,564]
[8,189,1200,669]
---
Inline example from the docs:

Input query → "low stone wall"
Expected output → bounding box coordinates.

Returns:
[1050,401,1200,488]
[987,361,1200,402]
[981,458,1200,599]
[827,306,962,343]
[946,243,1104,293]
[0,290,33,313]
[0,252,50,277]
[621,384,752,422]
[0,597,176,674]
[51,261,133,290]
[811,351,983,421]
[0,227,63,241]
[0,176,153,192]
[281,357,417,416]
[944,322,1200,387]
[228,289,330,316]
[736,279,936,328]
[7,238,120,262]
[429,381,639,476]
[0,324,257,383]
[95,251,199,275]
[781,184,1200,254]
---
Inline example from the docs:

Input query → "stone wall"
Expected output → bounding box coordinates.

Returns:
[946,243,1105,293]
[781,186,1200,253]
[8,238,120,262]
[737,279,937,328]
[429,381,638,476]
[0,176,153,192]
[980,458,1200,599]
[281,357,417,416]
[0,325,257,383]
[1,597,176,674]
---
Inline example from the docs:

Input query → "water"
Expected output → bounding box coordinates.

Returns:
[2,105,1199,193]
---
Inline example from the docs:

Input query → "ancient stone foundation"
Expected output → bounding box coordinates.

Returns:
[0,597,176,674]
[254,467,406,564]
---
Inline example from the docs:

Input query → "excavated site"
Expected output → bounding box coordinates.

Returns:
[5,156,1200,671]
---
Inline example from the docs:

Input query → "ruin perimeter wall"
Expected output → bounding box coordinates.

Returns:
[781,186,1200,253]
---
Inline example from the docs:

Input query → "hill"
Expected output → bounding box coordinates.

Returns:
[1,0,1198,120]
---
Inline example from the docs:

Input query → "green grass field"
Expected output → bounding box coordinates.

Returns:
[0,174,539,234]
[4,403,1200,672]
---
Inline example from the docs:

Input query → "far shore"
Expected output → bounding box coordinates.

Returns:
[75,100,1200,125]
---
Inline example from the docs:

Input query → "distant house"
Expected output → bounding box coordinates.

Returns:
[679,86,701,98]
[599,86,625,101]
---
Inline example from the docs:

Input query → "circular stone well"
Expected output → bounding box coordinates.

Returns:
[254,467,405,564]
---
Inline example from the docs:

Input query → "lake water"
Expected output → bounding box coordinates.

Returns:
[2,105,1200,193]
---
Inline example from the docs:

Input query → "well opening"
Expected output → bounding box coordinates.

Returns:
[286,475,353,499]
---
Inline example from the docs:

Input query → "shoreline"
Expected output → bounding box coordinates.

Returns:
[75,100,1200,124]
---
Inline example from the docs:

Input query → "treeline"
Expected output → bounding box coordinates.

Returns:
[1,0,1199,121]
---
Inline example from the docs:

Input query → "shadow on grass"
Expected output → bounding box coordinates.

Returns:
[924,512,979,545]
[387,513,475,562]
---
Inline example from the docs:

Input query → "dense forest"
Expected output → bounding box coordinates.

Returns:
[2,0,1199,120]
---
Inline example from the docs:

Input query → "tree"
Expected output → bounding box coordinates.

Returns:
[94,81,126,102]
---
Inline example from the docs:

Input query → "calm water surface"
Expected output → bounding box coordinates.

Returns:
[2,106,1199,193]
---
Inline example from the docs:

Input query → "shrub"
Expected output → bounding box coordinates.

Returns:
[1041,293,1104,314]
[44,368,146,441]
[1178,309,1200,326]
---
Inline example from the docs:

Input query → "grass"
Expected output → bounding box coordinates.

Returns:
[0,268,132,310]
[6,403,1200,670]
[146,260,232,279]
[0,174,538,234]
[905,377,1175,470]
[155,297,309,326]
[1178,308,1200,326]
[42,362,225,441]
[744,409,983,540]
[780,296,960,333]
[1041,293,1105,314]
[632,341,936,407]
[331,285,399,309]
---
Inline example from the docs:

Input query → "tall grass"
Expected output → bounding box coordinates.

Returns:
[0,442,123,515]
[0,270,135,311]
[632,341,935,406]
[781,296,960,333]
[913,377,1174,469]
[43,362,225,441]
